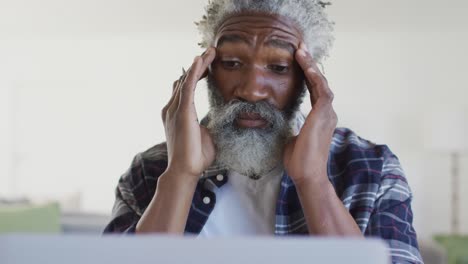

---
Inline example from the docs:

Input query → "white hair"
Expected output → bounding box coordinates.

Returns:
[196,0,335,62]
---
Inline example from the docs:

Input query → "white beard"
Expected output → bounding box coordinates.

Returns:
[207,100,292,179]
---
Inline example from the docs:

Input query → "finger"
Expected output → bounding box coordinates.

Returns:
[165,47,212,120]
[199,47,216,80]
[168,79,180,106]
[296,43,323,76]
[168,78,182,114]
[295,43,334,105]
[295,44,325,98]
[168,69,189,107]
[179,48,216,108]
[172,80,179,92]
[163,79,182,122]
[163,67,186,120]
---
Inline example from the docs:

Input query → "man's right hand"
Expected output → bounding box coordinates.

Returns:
[161,48,217,181]
[136,50,217,234]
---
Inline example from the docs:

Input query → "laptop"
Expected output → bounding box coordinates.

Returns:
[0,234,390,264]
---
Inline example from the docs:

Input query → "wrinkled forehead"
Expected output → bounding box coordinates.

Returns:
[214,12,303,51]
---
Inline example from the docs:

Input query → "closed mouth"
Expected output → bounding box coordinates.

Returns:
[236,112,269,128]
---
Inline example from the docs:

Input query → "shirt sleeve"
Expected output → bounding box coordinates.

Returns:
[103,152,160,234]
[365,146,424,264]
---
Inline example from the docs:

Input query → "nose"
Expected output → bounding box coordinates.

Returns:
[233,65,270,103]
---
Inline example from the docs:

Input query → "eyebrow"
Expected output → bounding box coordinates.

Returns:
[217,34,296,55]
[217,34,252,47]
[264,39,296,55]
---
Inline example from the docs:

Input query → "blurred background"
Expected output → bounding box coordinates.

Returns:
[0,0,467,249]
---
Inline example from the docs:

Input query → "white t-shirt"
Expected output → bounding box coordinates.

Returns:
[198,166,284,236]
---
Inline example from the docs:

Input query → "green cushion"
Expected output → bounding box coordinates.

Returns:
[434,235,468,264]
[0,203,61,234]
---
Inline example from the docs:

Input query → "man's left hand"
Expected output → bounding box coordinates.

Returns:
[283,42,338,187]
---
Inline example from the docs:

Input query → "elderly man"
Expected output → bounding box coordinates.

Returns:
[104,1,423,263]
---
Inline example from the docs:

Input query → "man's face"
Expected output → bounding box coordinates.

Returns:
[206,13,305,179]
[210,12,305,122]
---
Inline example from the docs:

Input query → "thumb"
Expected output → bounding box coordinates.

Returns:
[200,126,216,168]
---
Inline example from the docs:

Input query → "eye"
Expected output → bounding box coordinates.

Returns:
[221,60,242,70]
[268,64,289,74]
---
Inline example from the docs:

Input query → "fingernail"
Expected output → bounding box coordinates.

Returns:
[202,47,213,56]
[297,50,307,57]
[302,44,309,52]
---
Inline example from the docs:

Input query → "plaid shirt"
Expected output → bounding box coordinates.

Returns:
[104,120,423,264]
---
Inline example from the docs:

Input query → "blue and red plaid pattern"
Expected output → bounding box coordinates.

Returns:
[104,127,423,264]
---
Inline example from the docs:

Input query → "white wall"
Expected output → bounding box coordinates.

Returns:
[0,79,11,195]
[0,0,467,238]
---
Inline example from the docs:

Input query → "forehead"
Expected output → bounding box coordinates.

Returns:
[214,12,303,50]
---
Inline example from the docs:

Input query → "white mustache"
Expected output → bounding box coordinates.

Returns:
[216,100,284,128]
